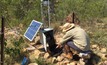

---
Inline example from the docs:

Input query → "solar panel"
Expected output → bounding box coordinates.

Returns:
[24,20,42,41]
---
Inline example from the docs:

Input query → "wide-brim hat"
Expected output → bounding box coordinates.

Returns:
[60,23,75,32]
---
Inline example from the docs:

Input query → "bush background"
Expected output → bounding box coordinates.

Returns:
[0,0,107,26]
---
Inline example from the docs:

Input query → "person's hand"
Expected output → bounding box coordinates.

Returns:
[56,44,62,48]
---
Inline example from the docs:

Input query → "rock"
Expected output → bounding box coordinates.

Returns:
[6,31,15,35]
[22,48,27,52]
[33,50,41,58]
[44,52,50,59]
[98,61,107,65]
[67,64,70,65]
[46,57,55,63]
[28,63,38,65]
[56,61,63,65]
[91,44,98,49]
[30,43,36,45]
[100,48,106,53]
[39,52,45,56]
[79,58,85,65]
[56,56,64,62]
[91,44,100,51]
[26,46,35,51]
[34,36,40,44]
[29,49,41,62]
[63,59,70,64]
[77,63,80,65]
[69,62,77,65]
[104,61,107,64]
[97,53,107,60]
[52,57,57,63]
[36,45,44,49]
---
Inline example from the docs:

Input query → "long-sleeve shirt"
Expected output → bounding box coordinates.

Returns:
[60,26,90,51]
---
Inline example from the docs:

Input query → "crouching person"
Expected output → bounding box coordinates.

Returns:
[57,13,90,60]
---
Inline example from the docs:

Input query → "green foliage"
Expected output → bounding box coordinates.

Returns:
[5,37,25,55]
[54,0,107,21]
[91,30,107,47]
[85,20,107,47]
[35,57,55,65]
[0,0,107,27]
[0,0,41,27]
[4,37,26,64]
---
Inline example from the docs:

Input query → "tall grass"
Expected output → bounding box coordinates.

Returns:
[81,18,107,47]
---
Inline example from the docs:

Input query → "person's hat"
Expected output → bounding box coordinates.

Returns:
[60,23,75,32]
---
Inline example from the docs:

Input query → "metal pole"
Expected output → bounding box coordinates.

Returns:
[72,12,75,23]
[48,0,50,27]
[1,16,4,65]
[41,0,44,28]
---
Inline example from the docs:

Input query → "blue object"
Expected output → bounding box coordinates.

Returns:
[21,57,28,65]
[24,20,42,41]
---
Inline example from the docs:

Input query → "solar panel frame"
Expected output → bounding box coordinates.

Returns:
[24,20,42,41]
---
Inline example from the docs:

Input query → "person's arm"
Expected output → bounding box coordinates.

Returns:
[59,30,73,44]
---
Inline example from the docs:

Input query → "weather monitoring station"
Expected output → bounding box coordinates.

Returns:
[24,0,58,54]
